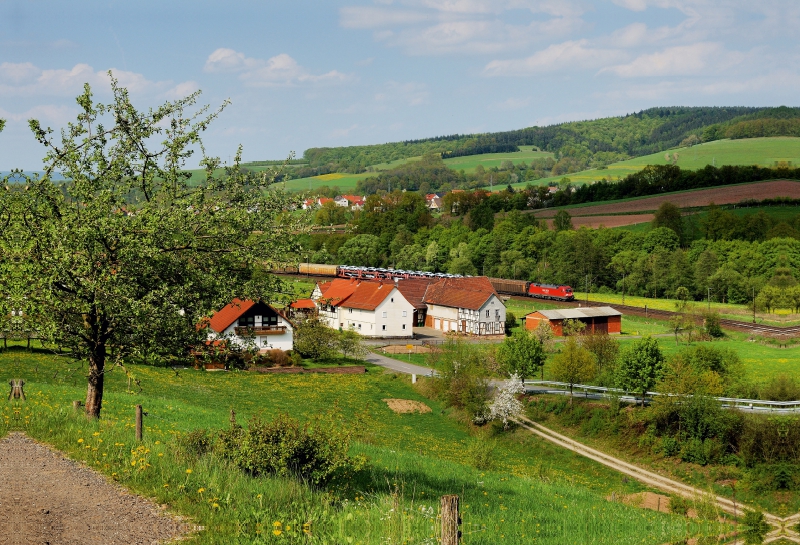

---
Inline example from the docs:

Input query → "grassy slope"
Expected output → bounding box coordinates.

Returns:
[4,346,719,544]
[505,137,800,190]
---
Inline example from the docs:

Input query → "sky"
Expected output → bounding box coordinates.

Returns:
[1,0,799,169]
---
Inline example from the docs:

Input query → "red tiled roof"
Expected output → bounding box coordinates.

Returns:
[316,278,400,311]
[396,278,437,310]
[318,197,334,205]
[317,278,359,306]
[423,277,498,310]
[340,281,396,310]
[207,298,255,333]
[290,298,316,309]
[316,281,333,295]
[342,194,363,203]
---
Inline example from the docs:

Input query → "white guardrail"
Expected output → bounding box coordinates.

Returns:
[523,380,800,413]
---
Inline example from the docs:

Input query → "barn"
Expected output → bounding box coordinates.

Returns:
[524,307,622,336]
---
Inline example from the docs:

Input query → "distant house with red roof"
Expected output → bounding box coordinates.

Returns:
[425,193,443,212]
[203,299,294,351]
[334,195,366,210]
[312,278,413,338]
[423,276,505,336]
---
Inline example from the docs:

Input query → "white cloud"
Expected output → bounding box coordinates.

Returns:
[340,1,586,55]
[0,104,75,124]
[483,40,626,76]
[204,48,351,87]
[163,81,200,100]
[611,0,648,11]
[340,6,430,28]
[602,42,742,77]
[0,62,165,97]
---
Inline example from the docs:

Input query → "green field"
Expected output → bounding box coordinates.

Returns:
[505,137,800,190]
[0,345,722,544]
[442,146,554,173]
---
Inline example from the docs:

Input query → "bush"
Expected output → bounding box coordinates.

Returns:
[219,412,365,487]
[661,436,680,457]
[668,494,690,515]
[267,349,290,367]
[467,438,496,470]
[177,428,213,459]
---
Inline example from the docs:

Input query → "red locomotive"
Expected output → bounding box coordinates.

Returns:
[487,278,574,301]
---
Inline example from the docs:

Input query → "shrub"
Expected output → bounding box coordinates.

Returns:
[221,412,365,487]
[661,436,680,457]
[267,349,290,367]
[466,438,496,470]
[177,428,213,459]
[668,494,690,515]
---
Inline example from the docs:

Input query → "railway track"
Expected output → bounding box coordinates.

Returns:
[277,271,800,338]
[508,295,800,337]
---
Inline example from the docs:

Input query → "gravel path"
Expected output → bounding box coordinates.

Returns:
[0,433,187,544]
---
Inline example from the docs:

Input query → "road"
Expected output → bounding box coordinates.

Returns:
[370,349,800,541]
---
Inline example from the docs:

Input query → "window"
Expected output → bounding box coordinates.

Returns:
[486,310,490,318]
[382,325,386,331]
[358,324,361,330]
[402,311,407,317]
[382,311,387,318]
[402,324,406,330]
[391,297,394,303]
[238,316,255,327]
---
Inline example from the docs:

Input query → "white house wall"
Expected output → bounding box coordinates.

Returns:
[339,287,414,338]
[214,315,294,352]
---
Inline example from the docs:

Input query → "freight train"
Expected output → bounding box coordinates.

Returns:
[487,278,574,301]
[276,263,575,301]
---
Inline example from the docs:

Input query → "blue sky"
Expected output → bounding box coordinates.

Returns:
[1,0,799,169]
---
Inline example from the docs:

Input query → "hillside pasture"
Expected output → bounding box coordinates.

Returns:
[442,146,553,173]
[533,179,800,218]
[2,346,721,545]
[504,136,800,190]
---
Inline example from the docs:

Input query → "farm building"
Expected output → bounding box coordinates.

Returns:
[288,298,317,319]
[394,277,438,327]
[204,299,295,351]
[313,278,414,338]
[524,307,621,336]
[423,276,506,336]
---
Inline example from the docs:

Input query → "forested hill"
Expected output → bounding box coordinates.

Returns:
[298,106,800,175]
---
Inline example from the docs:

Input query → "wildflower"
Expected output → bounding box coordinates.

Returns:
[92,432,100,436]
[163,484,169,488]
[77,438,84,443]
[197,488,205,494]
[185,469,192,474]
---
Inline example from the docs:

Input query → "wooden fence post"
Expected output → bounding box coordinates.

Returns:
[441,494,460,545]
[72,400,81,413]
[135,405,143,442]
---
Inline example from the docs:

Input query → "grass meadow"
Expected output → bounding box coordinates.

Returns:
[0,345,723,544]
[506,136,800,190]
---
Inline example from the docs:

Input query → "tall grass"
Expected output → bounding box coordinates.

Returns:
[1,346,725,544]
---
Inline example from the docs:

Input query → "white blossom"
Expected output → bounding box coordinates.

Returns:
[489,373,525,429]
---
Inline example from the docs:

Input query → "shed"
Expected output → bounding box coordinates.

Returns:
[524,306,622,336]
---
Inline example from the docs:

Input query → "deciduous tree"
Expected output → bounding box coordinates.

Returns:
[550,337,596,404]
[616,336,665,407]
[16,79,309,418]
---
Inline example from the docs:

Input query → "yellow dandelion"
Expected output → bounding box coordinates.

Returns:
[185,469,192,474]
[77,438,84,443]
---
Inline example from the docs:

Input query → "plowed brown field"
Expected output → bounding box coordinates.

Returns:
[535,179,800,218]
[545,214,654,229]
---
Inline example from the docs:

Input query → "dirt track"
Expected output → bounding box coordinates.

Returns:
[516,415,800,543]
[535,179,800,218]
[0,433,187,544]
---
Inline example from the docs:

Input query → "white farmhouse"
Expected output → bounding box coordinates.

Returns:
[423,277,506,336]
[205,299,294,351]
[314,278,414,338]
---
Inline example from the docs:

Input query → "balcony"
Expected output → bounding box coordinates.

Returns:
[235,326,287,336]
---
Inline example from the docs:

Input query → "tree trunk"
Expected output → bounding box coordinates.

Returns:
[85,347,106,418]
